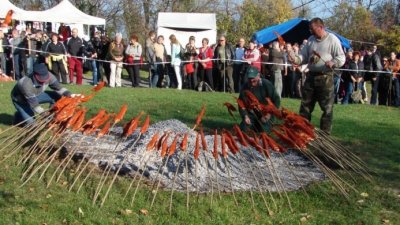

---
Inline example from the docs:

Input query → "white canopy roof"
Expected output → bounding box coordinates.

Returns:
[157,12,217,55]
[157,12,216,30]
[41,0,105,25]
[0,0,105,25]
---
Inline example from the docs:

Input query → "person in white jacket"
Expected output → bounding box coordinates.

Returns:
[169,34,182,90]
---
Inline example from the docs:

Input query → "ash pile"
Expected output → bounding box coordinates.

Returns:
[63,119,325,193]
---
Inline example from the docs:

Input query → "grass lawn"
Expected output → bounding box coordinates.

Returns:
[0,81,399,225]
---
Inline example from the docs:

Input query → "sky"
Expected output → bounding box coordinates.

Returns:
[291,0,335,19]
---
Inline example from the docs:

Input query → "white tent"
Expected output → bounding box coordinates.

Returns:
[0,0,105,25]
[41,0,105,25]
[157,12,217,55]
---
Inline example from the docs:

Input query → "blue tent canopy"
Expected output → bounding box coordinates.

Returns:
[252,18,351,49]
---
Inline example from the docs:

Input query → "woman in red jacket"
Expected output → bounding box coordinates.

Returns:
[198,38,214,90]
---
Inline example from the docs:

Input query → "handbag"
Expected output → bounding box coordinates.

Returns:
[185,63,194,74]
[126,55,134,64]
[351,89,362,103]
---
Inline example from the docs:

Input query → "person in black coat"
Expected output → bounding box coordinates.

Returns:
[342,51,364,104]
[213,35,235,92]
[363,46,383,105]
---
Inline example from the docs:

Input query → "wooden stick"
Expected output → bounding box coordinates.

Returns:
[123,150,150,200]
[51,135,87,185]
[168,151,184,214]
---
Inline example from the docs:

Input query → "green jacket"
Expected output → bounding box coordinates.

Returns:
[238,78,281,119]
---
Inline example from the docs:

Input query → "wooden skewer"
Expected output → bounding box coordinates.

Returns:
[168,151,184,214]
[0,117,52,164]
[149,153,172,209]
[246,148,278,213]
[122,151,151,200]
[50,135,87,186]
[20,128,65,181]
[100,133,144,207]
[17,126,53,166]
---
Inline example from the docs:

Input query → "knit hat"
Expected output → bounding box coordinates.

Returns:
[246,66,260,79]
[33,63,50,83]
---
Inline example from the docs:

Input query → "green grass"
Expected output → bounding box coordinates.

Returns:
[0,82,399,225]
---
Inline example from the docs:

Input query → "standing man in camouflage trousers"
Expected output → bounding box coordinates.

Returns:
[289,18,345,134]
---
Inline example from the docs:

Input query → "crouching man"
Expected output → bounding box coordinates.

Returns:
[239,66,281,132]
[11,63,72,125]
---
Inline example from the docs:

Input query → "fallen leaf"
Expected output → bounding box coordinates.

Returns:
[78,207,84,216]
[268,210,274,216]
[300,216,307,223]
[14,206,25,213]
[357,199,364,204]
[255,214,260,221]
[119,209,133,215]
[40,204,49,210]
[382,219,390,224]
[29,187,35,192]
[139,208,148,216]
[46,194,52,199]
[360,192,369,198]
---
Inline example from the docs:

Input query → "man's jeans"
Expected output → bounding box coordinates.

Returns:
[342,81,353,104]
[150,69,159,88]
[333,74,341,103]
[12,91,59,124]
[393,77,400,106]
[13,54,21,80]
[26,56,36,75]
[92,60,98,85]
[0,52,6,73]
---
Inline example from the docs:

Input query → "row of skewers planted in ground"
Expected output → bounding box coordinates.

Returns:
[0,81,371,213]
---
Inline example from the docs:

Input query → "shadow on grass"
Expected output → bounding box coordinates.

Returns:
[334,117,400,186]
[0,113,14,126]
[0,191,16,203]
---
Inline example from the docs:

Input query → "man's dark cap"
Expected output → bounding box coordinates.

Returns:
[247,66,260,79]
[33,63,50,83]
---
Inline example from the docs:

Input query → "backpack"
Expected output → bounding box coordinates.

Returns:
[179,45,187,60]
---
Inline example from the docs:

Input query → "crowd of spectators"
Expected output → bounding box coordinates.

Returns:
[0,26,398,107]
